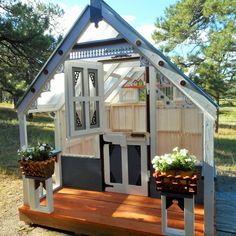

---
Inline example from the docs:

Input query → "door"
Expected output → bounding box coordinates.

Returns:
[103,134,148,196]
[65,60,104,138]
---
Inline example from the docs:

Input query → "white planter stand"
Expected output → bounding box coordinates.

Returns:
[161,193,195,236]
[27,176,54,213]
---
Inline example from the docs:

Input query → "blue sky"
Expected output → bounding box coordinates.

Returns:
[53,0,177,26]
[50,0,177,43]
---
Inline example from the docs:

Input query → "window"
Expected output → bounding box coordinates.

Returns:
[65,61,104,137]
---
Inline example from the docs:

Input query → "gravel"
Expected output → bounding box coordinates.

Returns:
[0,174,71,236]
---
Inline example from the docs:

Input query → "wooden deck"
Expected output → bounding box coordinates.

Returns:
[19,188,205,236]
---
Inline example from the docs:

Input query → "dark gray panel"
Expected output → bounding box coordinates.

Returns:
[109,144,122,184]
[128,145,141,186]
[62,155,103,191]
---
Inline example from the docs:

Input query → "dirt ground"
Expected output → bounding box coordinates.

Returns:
[0,173,71,236]
[1,173,236,236]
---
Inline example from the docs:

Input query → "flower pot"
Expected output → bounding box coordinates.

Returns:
[19,157,56,178]
[160,170,176,176]
[154,171,198,195]
[177,170,194,178]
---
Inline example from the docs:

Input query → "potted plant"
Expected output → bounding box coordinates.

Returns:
[18,143,56,178]
[152,147,197,176]
[152,147,198,194]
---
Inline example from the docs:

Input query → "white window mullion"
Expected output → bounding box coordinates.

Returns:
[84,67,90,130]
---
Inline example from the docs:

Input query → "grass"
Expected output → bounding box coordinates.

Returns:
[0,103,236,176]
[0,103,54,175]
[215,106,236,175]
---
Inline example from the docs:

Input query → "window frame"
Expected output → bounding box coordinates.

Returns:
[65,60,104,137]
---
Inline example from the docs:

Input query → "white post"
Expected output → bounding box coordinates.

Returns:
[27,177,54,213]
[53,111,62,188]
[54,111,61,149]
[18,112,30,205]
[161,195,168,234]
[149,66,157,160]
[161,195,194,236]
[203,114,215,235]
[18,113,28,147]
[184,197,195,236]
[44,177,54,213]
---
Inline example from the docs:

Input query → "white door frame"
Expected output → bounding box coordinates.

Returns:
[103,133,148,196]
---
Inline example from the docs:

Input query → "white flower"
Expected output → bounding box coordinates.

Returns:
[163,154,170,160]
[166,158,173,164]
[152,156,160,164]
[29,155,33,159]
[42,143,47,147]
[185,158,192,162]
[173,147,179,152]
[180,149,188,156]
[39,146,45,151]
[21,145,27,152]
[153,165,159,171]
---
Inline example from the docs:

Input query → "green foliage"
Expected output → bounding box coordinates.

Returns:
[0,0,63,104]
[17,143,53,161]
[0,106,54,174]
[215,107,236,174]
[219,107,236,126]
[152,0,236,103]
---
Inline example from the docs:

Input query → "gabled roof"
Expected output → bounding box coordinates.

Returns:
[17,0,218,119]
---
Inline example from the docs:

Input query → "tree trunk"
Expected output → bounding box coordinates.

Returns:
[215,95,220,133]
[0,89,3,103]
[13,97,18,108]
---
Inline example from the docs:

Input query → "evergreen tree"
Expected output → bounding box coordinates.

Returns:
[0,0,63,105]
[152,0,236,132]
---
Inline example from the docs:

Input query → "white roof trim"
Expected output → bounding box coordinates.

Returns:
[101,1,216,120]
[17,1,217,120]
[16,6,91,114]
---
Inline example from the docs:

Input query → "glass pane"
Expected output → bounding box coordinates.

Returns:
[128,145,141,186]
[74,102,85,130]
[73,67,84,97]
[88,69,98,96]
[89,101,100,128]
[109,145,122,183]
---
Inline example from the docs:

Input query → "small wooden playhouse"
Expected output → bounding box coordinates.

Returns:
[17,1,217,235]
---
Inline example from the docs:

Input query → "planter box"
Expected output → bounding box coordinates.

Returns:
[19,157,56,178]
[153,171,198,195]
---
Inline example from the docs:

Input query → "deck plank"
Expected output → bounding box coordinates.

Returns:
[19,188,205,236]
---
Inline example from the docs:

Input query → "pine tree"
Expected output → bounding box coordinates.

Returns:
[0,0,63,105]
[152,0,236,132]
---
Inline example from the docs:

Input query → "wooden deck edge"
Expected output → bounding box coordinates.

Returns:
[19,207,162,236]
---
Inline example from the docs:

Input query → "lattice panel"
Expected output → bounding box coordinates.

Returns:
[69,43,135,60]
